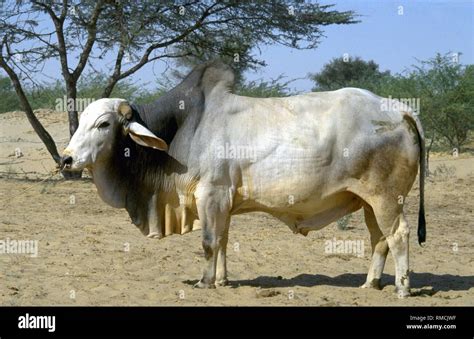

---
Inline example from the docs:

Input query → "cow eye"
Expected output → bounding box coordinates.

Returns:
[97,121,110,129]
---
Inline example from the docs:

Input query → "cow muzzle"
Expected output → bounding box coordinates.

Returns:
[59,155,73,171]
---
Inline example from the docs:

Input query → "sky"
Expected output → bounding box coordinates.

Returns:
[2,0,473,93]
[248,0,474,91]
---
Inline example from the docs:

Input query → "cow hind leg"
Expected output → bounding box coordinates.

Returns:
[387,212,411,298]
[364,200,411,297]
[361,205,389,290]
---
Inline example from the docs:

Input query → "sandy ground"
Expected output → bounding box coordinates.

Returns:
[0,110,473,306]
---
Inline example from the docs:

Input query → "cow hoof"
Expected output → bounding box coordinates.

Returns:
[147,232,161,239]
[396,288,411,299]
[215,278,228,287]
[193,280,216,289]
[360,279,381,290]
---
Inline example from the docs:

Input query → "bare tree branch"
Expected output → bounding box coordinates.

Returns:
[0,36,61,163]
[71,0,104,81]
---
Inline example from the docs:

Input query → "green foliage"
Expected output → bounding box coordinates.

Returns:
[411,54,474,151]
[0,76,20,112]
[78,73,167,104]
[236,76,295,98]
[0,73,165,113]
[377,53,474,152]
[3,52,472,154]
[309,53,474,152]
[79,73,137,102]
[310,56,390,92]
[28,81,65,111]
[0,77,64,112]
[0,72,294,113]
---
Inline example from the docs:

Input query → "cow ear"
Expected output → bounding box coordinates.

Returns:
[126,122,168,151]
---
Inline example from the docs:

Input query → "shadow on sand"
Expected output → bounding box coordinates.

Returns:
[224,272,473,293]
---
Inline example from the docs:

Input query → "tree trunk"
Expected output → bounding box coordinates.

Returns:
[62,83,83,180]
[66,85,79,137]
[0,59,61,163]
[101,77,119,98]
[425,133,435,176]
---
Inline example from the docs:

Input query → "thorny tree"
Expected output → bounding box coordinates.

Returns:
[0,0,358,173]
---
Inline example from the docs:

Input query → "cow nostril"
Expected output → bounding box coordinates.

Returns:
[60,156,73,169]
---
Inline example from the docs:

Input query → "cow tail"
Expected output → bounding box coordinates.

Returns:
[403,112,426,245]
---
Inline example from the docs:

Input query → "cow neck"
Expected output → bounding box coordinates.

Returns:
[94,63,214,223]
[89,159,127,209]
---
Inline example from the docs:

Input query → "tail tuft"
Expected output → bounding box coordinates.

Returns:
[418,205,426,245]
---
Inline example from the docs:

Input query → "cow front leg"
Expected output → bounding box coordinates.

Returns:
[194,216,229,288]
[215,223,229,286]
[194,188,231,289]
[146,193,162,239]
[194,233,218,288]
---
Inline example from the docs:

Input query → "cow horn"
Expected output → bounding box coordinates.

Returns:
[118,101,133,120]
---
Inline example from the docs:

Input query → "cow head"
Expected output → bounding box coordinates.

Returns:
[61,98,168,172]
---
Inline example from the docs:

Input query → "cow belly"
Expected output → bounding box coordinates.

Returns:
[238,191,363,236]
[293,193,362,234]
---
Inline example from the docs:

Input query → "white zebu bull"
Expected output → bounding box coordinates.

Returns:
[61,61,425,297]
